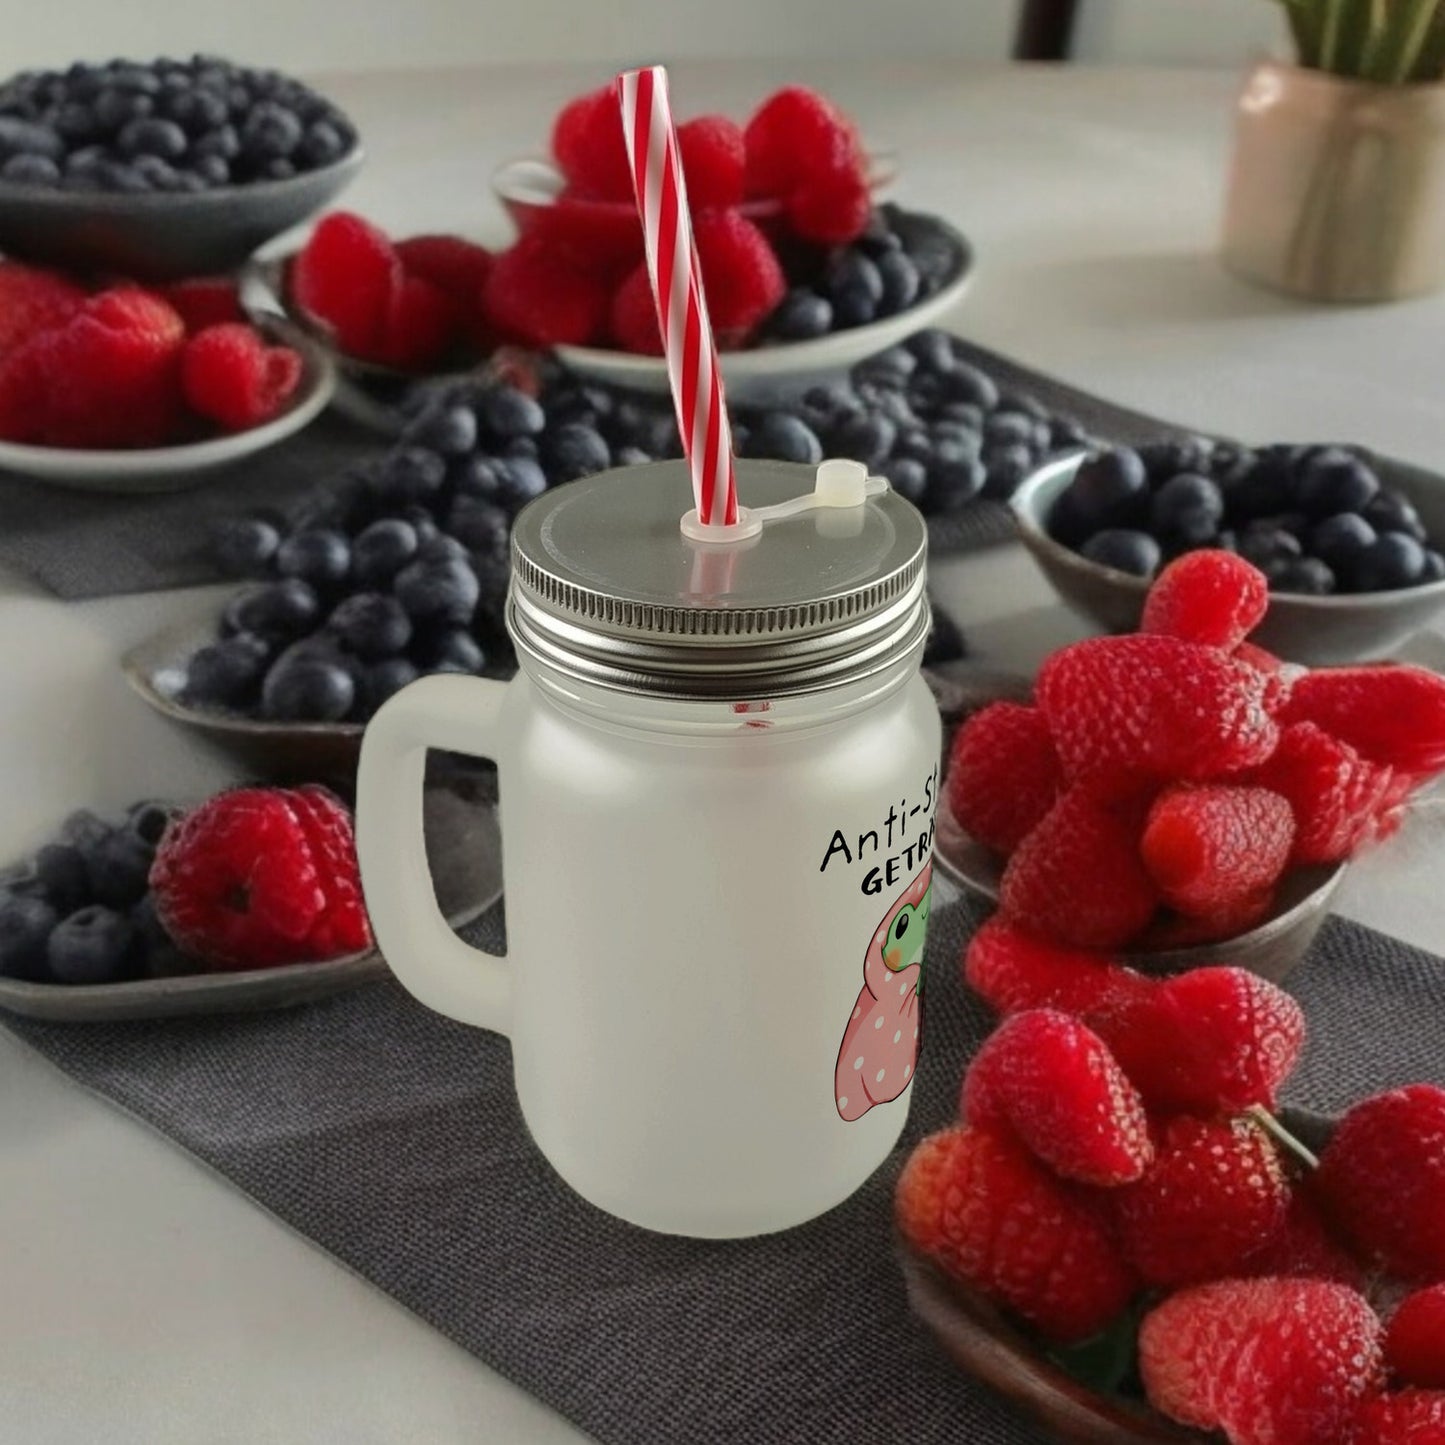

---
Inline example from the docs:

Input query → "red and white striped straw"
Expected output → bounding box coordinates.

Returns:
[616,65,738,529]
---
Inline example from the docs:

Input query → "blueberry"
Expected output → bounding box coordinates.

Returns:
[1354,532,1427,591]
[981,443,1034,501]
[360,657,420,713]
[260,158,296,182]
[937,401,983,433]
[856,212,904,257]
[615,446,651,467]
[938,363,999,412]
[1050,416,1090,449]
[922,601,966,666]
[53,101,98,140]
[115,115,187,159]
[1268,557,1337,596]
[60,808,111,851]
[184,634,271,707]
[126,801,173,850]
[414,628,486,673]
[1135,438,1211,482]
[1080,529,1162,578]
[891,427,934,466]
[931,422,982,458]
[241,99,301,159]
[189,154,230,187]
[506,437,540,460]
[542,423,610,483]
[190,123,240,160]
[1151,472,1224,544]
[0,895,58,981]
[884,456,928,504]
[746,413,823,466]
[830,413,896,471]
[492,456,548,512]
[261,649,356,721]
[1363,488,1429,543]
[93,87,153,131]
[984,412,1036,450]
[394,558,480,627]
[857,347,917,386]
[1424,550,1445,582]
[766,289,833,341]
[34,843,90,915]
[926,453,986,512]
[1309,513,1377,577]
[398,506,440,545]
[224,578,320,640]
[165,86,229,132]
[826,252,884,327]
[418,534,471,565]
[405,404,477,458]
[275,528,350,589]
[46,906,137,986]
[477,385,546,439]
[0,115,64,159]
[1238,524,1304,570]
[376,446,447,504]
[1067,448,1148,525]
[608,399,677,457]
[0,152,59,185]
[97,161,153,193]
[446,495,510,559]
[1206,442,1256,488]
[130,895,189,979]
[452,456,502,502]
[875,251,921,316]
[328,593,412,659]
[299,119,346,167]
[906,329,956,374]
[1295,447,1379,517]
[84,829,152,909]
[211,516,280,577]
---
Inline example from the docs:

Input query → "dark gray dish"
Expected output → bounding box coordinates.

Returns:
[0,146,363,281]
[0,771,500,1022]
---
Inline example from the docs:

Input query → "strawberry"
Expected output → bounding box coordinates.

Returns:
[1036,633,1278,795]
[960,1009,1152,1186]
[1139,1279,1382,1445]
[1112,1115,1290,1288]
[676,115,745,209]
[1140,783,1295,917]
[180,323,303,432]
[1316,1085,1445,1282]
[291,211,398,358]
[998,788,1158,949]
[1282,665,1445,777]
[895,1124,1137,1343]
[160,277,244,334]
[482,236,610,348]
[1142,549,1270,651]
[0,261,84,356]
[1090,965,1306,1116]
[1249,721,1396,866]
[962,917,1148,1019]
[551,85,634,201]
[945,701,1064,856]
[1386,1285,1445,1389]
[1354,1390,1445,1441]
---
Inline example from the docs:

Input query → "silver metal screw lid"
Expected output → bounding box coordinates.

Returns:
[507,458,930,700]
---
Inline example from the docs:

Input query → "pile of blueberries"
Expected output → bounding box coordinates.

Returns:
[0,802,185,986]
[195,343,1004,724]
[0,56,357,192]
[1052,440,1445,594]
[762,204,966,343]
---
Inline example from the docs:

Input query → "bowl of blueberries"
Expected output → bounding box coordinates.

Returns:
[0,55,363,281]
[1012,440,1445,664]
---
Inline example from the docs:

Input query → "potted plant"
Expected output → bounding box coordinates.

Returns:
[1221,0,1445,302]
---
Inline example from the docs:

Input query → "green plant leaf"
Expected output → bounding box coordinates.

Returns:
[1046,1302,1146,1396]
[1365,0,1442,81]
[1281,0,1326,66]
[1408,8,1445,77]
[1337,0,1384,72]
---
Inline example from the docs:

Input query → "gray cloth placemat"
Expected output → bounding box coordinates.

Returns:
[0,339,1201,602]
[4,893,1445,1445]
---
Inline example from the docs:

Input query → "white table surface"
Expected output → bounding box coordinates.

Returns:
[3,58,1444,1445]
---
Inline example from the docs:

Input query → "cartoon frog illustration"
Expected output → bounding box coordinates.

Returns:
[834,861,933,1122]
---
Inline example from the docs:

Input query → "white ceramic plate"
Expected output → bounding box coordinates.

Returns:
[0,321,336,494]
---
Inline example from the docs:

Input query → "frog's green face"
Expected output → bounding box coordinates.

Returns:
[882,884,931,973]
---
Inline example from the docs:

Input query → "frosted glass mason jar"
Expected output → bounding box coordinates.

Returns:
[357,458,941,1238]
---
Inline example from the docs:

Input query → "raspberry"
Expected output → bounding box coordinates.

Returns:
[743,85,861,198]
[1235,641,1303,717]
[482,236,609,348]
[608,263,665,355]
[1142,549,1269,650]
[693,210,786,343]
[1283,665,1445,776]
[1090,965,1306,1116]
[1139,1279,1382,1444]
[1249,722,1395,865]
[1316,1085,1445,1282]
[0,286,184,448]
[551,85,633,201]
[1036,633,1278,794]
[784,164,872,246]
[998,788,1157,949]
[1140,783,1295,917]
[149,786,369,971]
[0,261,84,356]
[676,115,745,210]
[894,1125,1136,1343]
[160,277,244,334]
[962,917,1149,1019]
[1386,1286,1445,1389]
[961,1009,1153,1186]
[1242,1186,1366,1289]
[1140,886,1277,948]
[394,234,493,346]
[1355,1390,1445,1441]
[373,273,456,370]
[181,323,303,432]
[1113,1115,1290,1288]
[945,702,1064,856]
[291,211,398,358]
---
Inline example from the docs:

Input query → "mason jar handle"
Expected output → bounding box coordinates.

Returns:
[356,673,511,1035]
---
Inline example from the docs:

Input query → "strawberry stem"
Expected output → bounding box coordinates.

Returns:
[1248,1104,1320,1170]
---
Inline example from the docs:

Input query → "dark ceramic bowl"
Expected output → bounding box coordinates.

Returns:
[0,146,363,281]
[1012,453,1445,666]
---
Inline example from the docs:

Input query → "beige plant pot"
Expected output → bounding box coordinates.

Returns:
[1221,58,1445,303]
